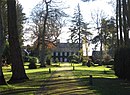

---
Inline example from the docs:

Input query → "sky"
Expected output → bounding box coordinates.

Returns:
[18,0,114,20]
[18,0,115,53]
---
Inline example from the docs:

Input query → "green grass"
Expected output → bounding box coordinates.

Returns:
[72,64,130,95]
[1,63,130,95]
[0,63,57,95]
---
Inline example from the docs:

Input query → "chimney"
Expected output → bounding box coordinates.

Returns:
[56,39,60,43]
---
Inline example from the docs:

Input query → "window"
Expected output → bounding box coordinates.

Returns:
[64,52,67,56]
[60,52,62,56]
[56,52,58,56]
[60,58,63,62]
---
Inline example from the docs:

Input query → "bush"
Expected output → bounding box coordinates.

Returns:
[87,60,92,67]
[103,54,111,63]
[71,59,78,63]
[114,47,130,80]
[55,58,59,63]
[46,57,51,65]
[28,57,38,69]
[68,54,79,63]
[82,60,87,66]
[23,56,31,62]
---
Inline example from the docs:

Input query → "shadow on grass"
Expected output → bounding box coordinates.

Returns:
[36,69,94,95]
[0,70,51,95]
[0,88,38,95]
[74,69,130,95]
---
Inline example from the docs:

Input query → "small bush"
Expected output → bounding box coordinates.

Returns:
[82,60,87,66]
[71,59,78,63]
[28,57,37,69]
[108,59,114,65]
[103,54,111,63]
[87,60,91,67]
[46,58,51,65]
[55,58,59,63]
[68,54,79,63]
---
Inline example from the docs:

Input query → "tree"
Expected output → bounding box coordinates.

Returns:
[69,4,83,50]
[119,0,123,46]
[16,1,27,45]
[69,4,91,58]
[0,1,26,65]
[116,0,119,47]
[29,0,67,66]
[91,10,107,64]
[7,0,28,83]
[69,4,90,61]
[0,0,6,85]
[114,0,130,80]
[115,0,129,47]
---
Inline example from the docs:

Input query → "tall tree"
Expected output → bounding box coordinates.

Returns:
[69,4,90,47]
[7,0,28,83]
[115,0,130,47]
[128,0,130,28]
[116,0,119,47]
[16,1,26,45]
[91,10,107,64]
[40,0,51,67]
[0,0,6,85]
[69,4,91,61]
[122,0,129,46]
[29,0,67,66]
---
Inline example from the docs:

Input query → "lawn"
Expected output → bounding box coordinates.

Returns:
[0,63,57,95]
[1,63,130,95]
[72,64,130,95]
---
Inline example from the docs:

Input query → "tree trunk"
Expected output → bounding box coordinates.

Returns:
[127,0,130,29]
[116,0,119,47]
[119,0,123,46]
[40,0,51,67]
[100,30,103,65]
[0,58,6,85]
[0,0,6,85]
[122,0,129,46]
[7,0,29,83]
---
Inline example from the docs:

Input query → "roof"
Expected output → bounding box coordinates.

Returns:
[52,43,82,52]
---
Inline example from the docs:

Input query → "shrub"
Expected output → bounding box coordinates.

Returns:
[103,54,111,63]
[71,59,78,63]
[46,57,51,65]
[55,58,59,63]
[82,60,87,66]
[28,57,38,69]
[107,59,114,65]
[87,60,91,67]
[68,54,79,63]
[114,47,130,80]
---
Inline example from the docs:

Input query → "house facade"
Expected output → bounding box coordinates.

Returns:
[51,43,81,62]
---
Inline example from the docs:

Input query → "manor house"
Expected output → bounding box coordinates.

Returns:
[51,42,81,62]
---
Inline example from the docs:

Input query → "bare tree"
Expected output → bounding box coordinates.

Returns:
[91,10,107,65]
[29,0,67,66]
